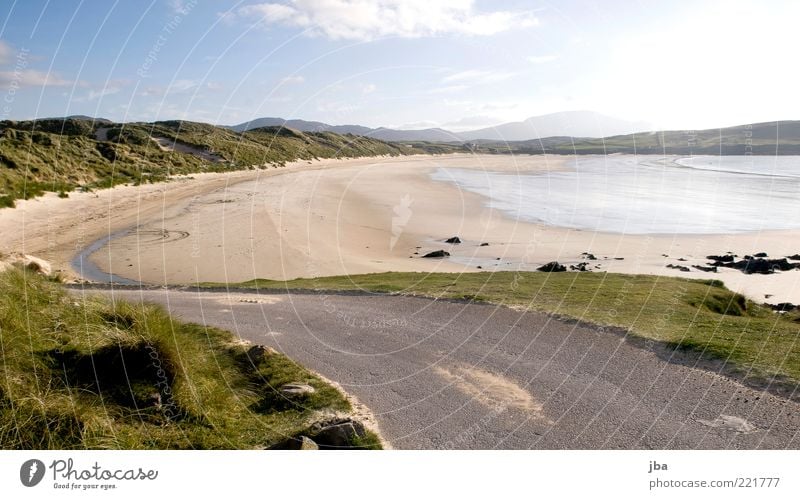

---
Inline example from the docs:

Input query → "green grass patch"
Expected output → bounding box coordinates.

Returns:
[203,271,800,386]
[0,268,369,449]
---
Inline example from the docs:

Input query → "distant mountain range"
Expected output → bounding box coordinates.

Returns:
[228,111,652,142]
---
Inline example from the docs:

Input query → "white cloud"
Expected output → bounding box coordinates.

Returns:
[278,75,305,86]
[234,0,538,41]
[441,69,515,85]
[527,54,558,64]
[170,79,199,92]
[0,69,71,88]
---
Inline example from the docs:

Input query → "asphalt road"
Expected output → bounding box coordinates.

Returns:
[82,288,800,449]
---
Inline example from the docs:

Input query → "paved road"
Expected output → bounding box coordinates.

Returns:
[82,288,799,449]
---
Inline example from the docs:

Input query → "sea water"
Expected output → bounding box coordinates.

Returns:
[430,155,800,234]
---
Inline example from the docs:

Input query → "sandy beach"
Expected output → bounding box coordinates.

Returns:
[2,153,800,304]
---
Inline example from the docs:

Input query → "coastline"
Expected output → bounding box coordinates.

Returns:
[3,153,800,304]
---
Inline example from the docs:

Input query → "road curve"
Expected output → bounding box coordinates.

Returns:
[81,288,800,449]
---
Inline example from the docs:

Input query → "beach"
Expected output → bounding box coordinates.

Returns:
[2,153,800,304]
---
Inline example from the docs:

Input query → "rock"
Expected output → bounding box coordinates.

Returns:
[570,262,589,272]
[613,257,624,260]
[692,265,717,273]
[707,254,734,263]
[422,250,450,258]
[768,302,796,312]
[246,345,276,363]
[476,266,482,269]
[445,236,462,244]
[537,261,566,272]
[732,258,796,274]
[581,252,597,260]
[299,436,319,450]
[786,254,800,261]
[677,257,687,261]
[269,435,319,450]
[666,264,691,272]
[754,252,768,257]
[479,243,489,247]
[279,383,316,397]
[310,418,367,448]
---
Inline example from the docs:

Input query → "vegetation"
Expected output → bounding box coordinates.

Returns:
[0,117,444,207]
[475,121,800,155]
[0,268,379,449]
[203,271,800,388]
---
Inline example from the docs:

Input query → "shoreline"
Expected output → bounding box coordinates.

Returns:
[3,153,800,304]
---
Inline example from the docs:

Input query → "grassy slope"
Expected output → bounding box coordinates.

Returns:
[0,268,380,449]
[0,118,443,207]
[204,271,800,387]
[476,120,800,155]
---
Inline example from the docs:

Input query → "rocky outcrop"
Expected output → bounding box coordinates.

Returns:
[422,250,450,258]
[445,236,462,244]
[537,261,566,272]
[714,257,798,274]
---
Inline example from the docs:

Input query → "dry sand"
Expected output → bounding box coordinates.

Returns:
[2,153,800,304]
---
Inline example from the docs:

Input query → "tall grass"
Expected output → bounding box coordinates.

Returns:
[0,268,365,449]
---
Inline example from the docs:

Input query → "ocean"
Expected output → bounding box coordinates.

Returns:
[430,155,800,234]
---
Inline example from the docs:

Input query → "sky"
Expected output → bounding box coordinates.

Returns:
[0,0,798,131]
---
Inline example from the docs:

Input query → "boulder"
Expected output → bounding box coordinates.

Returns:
[731,258,796,274]
[569,262,589,272]
[754,252,768,258]
[310,418,367,448]
[581,252,597,260]
[787,254,800,261]
[445,236,462,244]
[692,265,717,273]
[537,261,566,272]
[269,435,319,450]
[479,242,489,247]
[422,250,450,258]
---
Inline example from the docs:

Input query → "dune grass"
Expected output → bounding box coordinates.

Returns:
[0,268,379,449]
[204,271,800,388]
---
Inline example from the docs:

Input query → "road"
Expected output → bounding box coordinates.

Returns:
[81,287,800,449]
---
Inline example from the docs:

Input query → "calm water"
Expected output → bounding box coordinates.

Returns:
[430,155,800,234]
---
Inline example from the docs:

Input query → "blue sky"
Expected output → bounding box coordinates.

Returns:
[1,0,798,130]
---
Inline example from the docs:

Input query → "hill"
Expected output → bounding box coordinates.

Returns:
[229,111,651,142]
[0,117,455,208]
[457,111,651,141]
[482,121,800,155]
